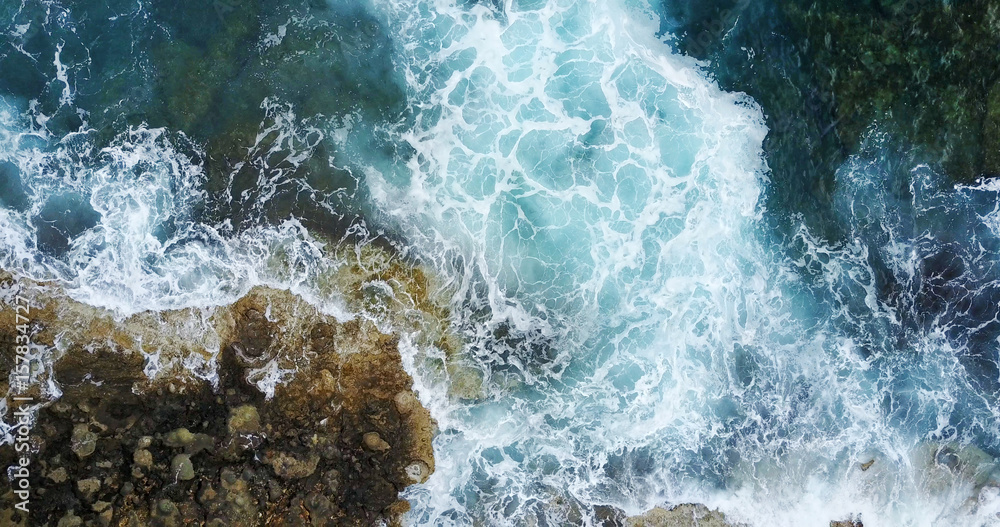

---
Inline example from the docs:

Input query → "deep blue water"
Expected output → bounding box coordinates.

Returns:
[2,0,1000,525]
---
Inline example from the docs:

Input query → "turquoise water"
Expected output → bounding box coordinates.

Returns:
[3,0,1000,525]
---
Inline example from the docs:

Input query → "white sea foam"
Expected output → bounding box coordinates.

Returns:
[334,0,1000,525]
[0,94,359,319]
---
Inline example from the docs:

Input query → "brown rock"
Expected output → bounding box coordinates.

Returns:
[133,449,153,468]
[268,452,320,480]
[70,424,97,459]
[47,467,69,483]
[394,391,419,415]
[227,405,261,436]
[56,511,83,527]
[76,478,101,501]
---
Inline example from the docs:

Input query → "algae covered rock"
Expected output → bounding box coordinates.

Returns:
[267,451,320,480]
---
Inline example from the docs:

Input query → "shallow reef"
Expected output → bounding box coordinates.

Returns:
[665,0,1000,241]
[781,0,1000,182]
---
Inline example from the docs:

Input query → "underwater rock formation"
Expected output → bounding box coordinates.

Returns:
[0,272,435,526]
[779,0,1000,182]
[664,0,1000,244]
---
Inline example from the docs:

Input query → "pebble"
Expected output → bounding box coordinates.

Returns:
[171,454,196,481]
[363,432,391,452]
[57,511,83,527]
[48,467,69,483]
[133,448,153,468]
[227,405,262,436]
[70,424,98,459]
[77,478,101,501]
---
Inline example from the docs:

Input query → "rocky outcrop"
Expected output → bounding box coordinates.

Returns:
[620,504,862,527]
[625,504,732,527]
[0,273,435,526]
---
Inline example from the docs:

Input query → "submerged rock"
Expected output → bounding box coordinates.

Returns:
[778,0,1000,183]
[912,440,999,494]
[665,0,1000,259]
[164,428,214,454]
[0,278,436,526]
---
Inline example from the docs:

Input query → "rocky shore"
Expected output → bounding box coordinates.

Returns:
[0,270,881,526]
[0,274,435,526]
[622,503,860,527]
[623,504,732,527]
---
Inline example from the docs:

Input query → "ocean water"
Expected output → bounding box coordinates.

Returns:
[2,0,1000,525]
